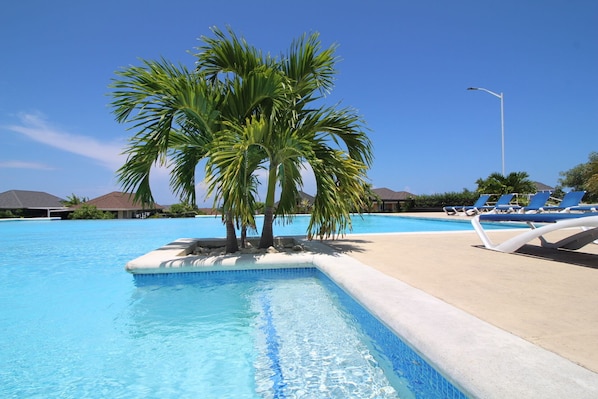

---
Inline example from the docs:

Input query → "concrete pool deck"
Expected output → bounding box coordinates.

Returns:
[126,212,598,398]
[327,212,598,375]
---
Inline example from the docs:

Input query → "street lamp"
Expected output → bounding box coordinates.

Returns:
[467,87,505,176]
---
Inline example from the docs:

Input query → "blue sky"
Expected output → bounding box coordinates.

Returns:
[1,1,596,206]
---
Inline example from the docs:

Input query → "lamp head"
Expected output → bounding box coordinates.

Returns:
[466,87,478,91]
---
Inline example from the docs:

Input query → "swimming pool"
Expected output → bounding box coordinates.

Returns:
[130,269,467,398]
[0,216,474,398]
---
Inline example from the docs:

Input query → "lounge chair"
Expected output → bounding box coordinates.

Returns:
[443,194,491,216]
[466,193,515,215]
[569,204,598,212]
[471,212,598,253]
[494,191,551,214]
[538,191,586,212]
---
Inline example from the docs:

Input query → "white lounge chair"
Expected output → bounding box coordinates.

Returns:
[471,213,598,253]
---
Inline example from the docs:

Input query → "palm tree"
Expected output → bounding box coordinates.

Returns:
[198,29,373,248]
[111,27,372,251]
[475,172,536,195]
[62,193,88,207]
[110,59,242,252]
[195,29,290,248]
[110,36,287,252]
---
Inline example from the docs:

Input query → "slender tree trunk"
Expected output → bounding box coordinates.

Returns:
[225,212,239,253]
[258,165,278,248]
[240,225,247,248]
[259,206,274,248]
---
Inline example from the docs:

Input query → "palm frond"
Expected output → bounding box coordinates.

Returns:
[195,26,267,80]
[281,32,338,99]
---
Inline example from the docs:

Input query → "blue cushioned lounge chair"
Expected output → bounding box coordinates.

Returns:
[471,212,598,253]
[539,191,586,212]
[466,193,515,216]
[494,191,551,214]
[443,194,491,216]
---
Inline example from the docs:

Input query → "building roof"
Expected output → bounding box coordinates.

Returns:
[534,181,554,192]
[298,191,315,203]
[371,187,415,200]
[76,191,164,211]
[0,190,65,209]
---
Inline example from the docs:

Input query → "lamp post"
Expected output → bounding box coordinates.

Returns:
[467,87,505,176]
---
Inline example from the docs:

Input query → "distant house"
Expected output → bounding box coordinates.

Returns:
[72,191,164,219]
[296,191,315,212]
[534,181,554,193]
[273,190,315,213]
[370,188,415,212]
[0,189,67,218]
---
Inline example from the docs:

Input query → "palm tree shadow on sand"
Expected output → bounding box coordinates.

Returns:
[318,238,373,255]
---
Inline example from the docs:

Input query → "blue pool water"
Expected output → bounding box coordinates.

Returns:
[0,216,472,398]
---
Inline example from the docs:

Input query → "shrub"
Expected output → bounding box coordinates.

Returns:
[69,204,114,219]
[164,203,199,218]
[413,191,480,208]
[0,210,18,218]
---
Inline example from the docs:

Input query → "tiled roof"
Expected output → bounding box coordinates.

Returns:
[79,191,164,210]
[0,190,65,209]
[298,191,315,203]
[534,181,554,192]
[371,187,415,200]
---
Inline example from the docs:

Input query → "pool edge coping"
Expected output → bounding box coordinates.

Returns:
[126,237,598,399]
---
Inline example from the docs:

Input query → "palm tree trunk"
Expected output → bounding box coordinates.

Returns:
[259,206,274,248]
[258,165,278,248]
[225,212,239,253]
[240,225,247,248]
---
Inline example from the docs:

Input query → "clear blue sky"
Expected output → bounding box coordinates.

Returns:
[1,1,596,206]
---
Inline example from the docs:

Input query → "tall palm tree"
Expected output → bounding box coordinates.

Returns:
[198,28,373,248]
[195,30,290,248]
[110,36,288,252]
[111,58,217,204]
[112,27,373,251]
[110,59,254,252]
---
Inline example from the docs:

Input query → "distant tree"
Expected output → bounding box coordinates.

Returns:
[558,152,598,203]
[253,202,265,214]
[295,199,312,214]
[69,204,114,219]
[167,203,198,218]
[475,172,536,195]
[414,190,478,208]
[62,194,88,207]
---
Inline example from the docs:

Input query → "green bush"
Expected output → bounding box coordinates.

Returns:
[413,191,480,208]
[164,203,199,218]
[0,210,19,218]
[69,204,114,219]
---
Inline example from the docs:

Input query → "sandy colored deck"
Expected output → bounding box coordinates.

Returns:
[325,213,598,374]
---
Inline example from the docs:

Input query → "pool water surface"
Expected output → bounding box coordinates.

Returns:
[0,216,473,398]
